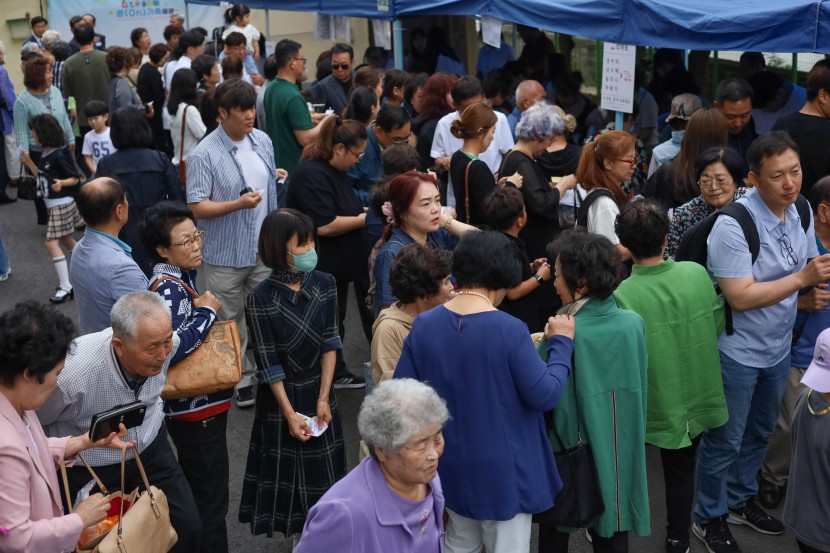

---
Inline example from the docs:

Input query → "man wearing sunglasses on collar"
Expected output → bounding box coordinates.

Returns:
[347,104,413,206]
[311,43,354,118]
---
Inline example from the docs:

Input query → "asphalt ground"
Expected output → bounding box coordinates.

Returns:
[0,195,798,552]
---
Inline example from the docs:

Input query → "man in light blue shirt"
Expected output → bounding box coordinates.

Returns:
[187,79,279,408]
[694,132,830,553]
[71,178,148,334]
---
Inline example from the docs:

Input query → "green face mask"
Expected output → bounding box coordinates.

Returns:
[290,248,318,273]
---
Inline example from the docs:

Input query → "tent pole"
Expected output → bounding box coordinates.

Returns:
[553,32,560,51]
[683,49,689,69]
[393,19,404,70]
[615,111,624,132]
[595,41,602,94]
[185,2,190,29]
[792,53,798,84]
[713,51,719,97]
[265,9,271,42]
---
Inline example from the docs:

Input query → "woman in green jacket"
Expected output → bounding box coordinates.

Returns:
[538,231,650,552]
[614,200,727,553]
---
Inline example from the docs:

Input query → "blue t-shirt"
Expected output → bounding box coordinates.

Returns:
[707,188,819,367]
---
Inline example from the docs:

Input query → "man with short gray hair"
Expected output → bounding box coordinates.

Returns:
[38,291,202,552]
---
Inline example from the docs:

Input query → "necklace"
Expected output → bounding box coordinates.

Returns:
[456,290,493,306]
[807,389,830,416]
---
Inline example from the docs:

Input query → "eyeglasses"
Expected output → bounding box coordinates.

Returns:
[382,129,412,144]
[291,57,308,64]
[778,232,799,266]
[698,177,733,191]
[331,63,350,70]
[170,230,205,249]
[614,157,637,167]
[347,147,365,162]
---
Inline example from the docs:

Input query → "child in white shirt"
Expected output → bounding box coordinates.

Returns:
[81,100,117,173]
[222,4,262,83]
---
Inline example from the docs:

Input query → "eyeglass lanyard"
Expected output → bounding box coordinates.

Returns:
[807,389,830,416]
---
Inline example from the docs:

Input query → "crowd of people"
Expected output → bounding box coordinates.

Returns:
[2,7,830,553]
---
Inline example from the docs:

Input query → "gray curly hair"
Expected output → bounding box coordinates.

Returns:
[358,378,450,458]
[515,102,565,142]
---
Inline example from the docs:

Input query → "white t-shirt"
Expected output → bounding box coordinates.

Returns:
[82,127,116,171]
[171,103,207,166]
[586,192,621,245]
[430,109,514,207]
[234,136,270,238]
[222,23,261,56]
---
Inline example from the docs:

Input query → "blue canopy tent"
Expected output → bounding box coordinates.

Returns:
[184,0,830,52]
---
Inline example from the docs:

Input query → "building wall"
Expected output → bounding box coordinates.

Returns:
[1,0,43,91]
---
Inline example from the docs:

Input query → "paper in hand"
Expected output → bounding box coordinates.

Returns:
[300,414,329,437]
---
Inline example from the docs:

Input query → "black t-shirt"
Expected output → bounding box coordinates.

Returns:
[498,233,543,332]
[37,147,82,200]
[500,150,561,260]
[286,158,367,282]
[449,151,496,226]
[536,144,582,180]
[772,112,830,196]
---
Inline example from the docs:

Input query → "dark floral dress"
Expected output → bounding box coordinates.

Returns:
[666,188,748,259]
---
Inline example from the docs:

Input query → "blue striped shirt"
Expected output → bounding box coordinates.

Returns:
[186,124,277,268]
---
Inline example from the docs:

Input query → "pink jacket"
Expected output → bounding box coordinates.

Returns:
[0,393,83,553]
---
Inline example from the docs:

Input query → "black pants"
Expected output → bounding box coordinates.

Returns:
[334,276,373,377]
[0,134,9,199]
[659,436,700,543]
[538,526,629,553]
[799,541,830,553]
[62,424,202,553]
[166,412,230,553]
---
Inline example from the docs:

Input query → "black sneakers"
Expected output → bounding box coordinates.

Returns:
[727,499,785,535]
[693,517,741,553]
[665,537,689,553]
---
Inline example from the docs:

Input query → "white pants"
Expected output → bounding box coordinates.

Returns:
[201,259,271,389]
[4,133,20,177]
[444,508,532,553]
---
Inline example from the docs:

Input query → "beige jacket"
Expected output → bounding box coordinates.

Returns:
[370,303,415,384]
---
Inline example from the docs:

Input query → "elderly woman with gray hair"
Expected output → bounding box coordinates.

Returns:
[498,102,577,260]
[294,379,449,553]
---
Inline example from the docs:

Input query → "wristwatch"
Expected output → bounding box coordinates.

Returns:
[534,274,544,286]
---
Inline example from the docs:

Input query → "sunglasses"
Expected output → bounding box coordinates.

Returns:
[331,63,350,70]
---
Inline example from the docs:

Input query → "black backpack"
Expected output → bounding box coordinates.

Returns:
[675,194,812,334]
[575,188,615,230]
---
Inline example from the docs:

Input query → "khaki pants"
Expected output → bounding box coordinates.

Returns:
[760,366,806,486]
[201,259,271,390]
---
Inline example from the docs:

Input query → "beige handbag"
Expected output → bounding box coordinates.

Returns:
[60,456,138,551]
[61,445,178,553]
[150,276,243,400]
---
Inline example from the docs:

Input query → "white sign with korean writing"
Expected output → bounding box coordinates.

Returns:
[600,43,636,114]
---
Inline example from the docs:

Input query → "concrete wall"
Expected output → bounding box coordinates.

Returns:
[1,0,43,91]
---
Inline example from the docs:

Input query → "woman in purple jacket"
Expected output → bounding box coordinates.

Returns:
[294,379,449,553]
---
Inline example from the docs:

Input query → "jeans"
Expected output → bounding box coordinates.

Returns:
[167,412,230,553]
[63,425,202,553]
[660,436,700,543]
[694,350,791,523]
[0,230,9,275]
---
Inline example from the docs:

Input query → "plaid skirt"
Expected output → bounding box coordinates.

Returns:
[46,200,84,241]
[238,376,345,538]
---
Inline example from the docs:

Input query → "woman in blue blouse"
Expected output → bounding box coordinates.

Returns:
[371,171,475,313]
[239,209,346,546]
[140,201,230,553]
[395,230,575,553]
